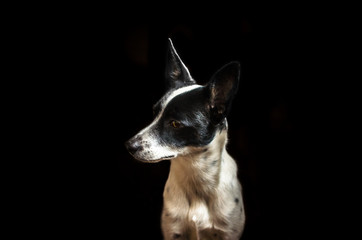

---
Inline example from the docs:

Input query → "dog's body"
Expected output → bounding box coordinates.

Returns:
[126,39,245,240]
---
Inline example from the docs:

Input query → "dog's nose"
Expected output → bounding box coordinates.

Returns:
[125,137,143,155]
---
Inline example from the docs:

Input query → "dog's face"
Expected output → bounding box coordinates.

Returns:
[125,39,240,162]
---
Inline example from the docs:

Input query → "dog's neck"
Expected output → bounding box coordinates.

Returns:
[168,128,228,199]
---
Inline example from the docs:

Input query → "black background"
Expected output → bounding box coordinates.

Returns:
[25,4,344,239]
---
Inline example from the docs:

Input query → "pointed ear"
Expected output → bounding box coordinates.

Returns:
[165,38,196,90]
[207,61,240,124]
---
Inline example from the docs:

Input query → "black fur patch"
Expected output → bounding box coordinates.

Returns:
[154,87,223,148]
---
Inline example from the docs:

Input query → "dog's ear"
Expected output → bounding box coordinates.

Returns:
[165,38,196,90]
[207,61,240,124]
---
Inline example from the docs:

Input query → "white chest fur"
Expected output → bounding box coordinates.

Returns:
[162,130,245,238]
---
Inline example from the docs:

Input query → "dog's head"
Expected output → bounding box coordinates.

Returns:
[125,38,240,162]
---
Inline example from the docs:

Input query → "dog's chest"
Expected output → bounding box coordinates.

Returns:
[163,176,227,231]
[164,190,214,229]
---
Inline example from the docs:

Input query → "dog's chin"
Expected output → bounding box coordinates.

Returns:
[133,155,176,163]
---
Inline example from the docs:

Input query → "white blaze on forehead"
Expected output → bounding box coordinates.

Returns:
[161,84,203,110]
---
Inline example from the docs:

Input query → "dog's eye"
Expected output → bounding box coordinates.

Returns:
[170,120,182,128]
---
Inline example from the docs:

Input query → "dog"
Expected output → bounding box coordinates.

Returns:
[125,38,245,240]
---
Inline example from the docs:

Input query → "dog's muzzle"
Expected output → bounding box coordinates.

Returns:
[125,136,143,156]
[125,135,177,162]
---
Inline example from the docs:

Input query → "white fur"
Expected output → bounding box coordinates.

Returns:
[161,129,245,240]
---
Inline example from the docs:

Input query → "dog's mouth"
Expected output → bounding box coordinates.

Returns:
[131,154,177,163]
[158,155,177,161]
[133,155,177,163]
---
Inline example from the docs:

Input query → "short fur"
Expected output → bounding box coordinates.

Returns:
[125,39,245,240]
